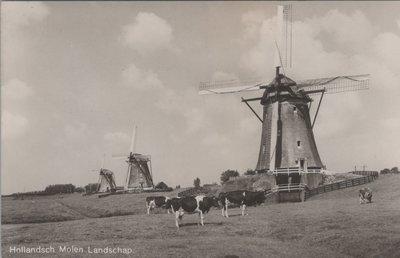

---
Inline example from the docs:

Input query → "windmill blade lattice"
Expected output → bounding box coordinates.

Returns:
[199,78,267,95]
[130,126,137,154]
[275,4,292,68]
[112,154,127,159]
[297,74,370,95]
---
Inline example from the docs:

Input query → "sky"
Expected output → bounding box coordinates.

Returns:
[1,1,400,194]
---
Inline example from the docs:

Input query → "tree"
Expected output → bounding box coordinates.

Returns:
[84,183,100,194]
[155,181,169,190]
[391,167,399,174]
[220,169,240,184]
[380,168,391,174]
[193,177,201,188]
[44,184,76,194]
[244,169,256,176]
[75,187,85,193]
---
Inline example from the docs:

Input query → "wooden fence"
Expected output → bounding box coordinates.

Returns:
[351,170,379,177]
[305,175,377,199]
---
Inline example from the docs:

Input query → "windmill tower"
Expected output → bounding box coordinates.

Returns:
[113,126,154,190]
[92,154,117,193]
[199,5,369,193]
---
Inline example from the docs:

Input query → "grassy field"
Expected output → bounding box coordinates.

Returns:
[1,189,185,224]
[2,175,400,258]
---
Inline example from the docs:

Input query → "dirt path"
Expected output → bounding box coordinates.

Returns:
[54,200,93,219]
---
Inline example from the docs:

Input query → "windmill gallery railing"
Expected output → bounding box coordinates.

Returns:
[271,183,306,192]
[271,167,326,175]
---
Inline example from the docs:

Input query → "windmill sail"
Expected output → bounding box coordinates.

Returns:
[199,78,266,95]
[130,126,137,154]
[275,4,292,68]
[297,74,370,95]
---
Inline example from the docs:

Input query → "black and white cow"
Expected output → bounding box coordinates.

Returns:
[359,187,372,204]
[145,196,171,215]
[166,196,219,228]
[219,190,266,217]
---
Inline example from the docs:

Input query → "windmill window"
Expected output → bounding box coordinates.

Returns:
[293,107,297,112]
[297,141,301,147]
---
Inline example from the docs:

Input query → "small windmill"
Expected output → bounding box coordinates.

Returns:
[113,126,154,190]
[93,154,117,193]
[199,5,370,190]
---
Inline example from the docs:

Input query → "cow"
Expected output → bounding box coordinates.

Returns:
[219,190,266,217]
[166,196,219,228]
[359,187,372,204]
[145,196,171,215]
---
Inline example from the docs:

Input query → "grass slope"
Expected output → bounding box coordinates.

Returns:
[2,175,400,258]
[2,189,184,224]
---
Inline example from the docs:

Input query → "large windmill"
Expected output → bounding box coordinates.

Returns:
[199,5,370,191]
[113,126,154,190]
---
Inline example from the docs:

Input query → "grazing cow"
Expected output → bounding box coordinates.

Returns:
[359,187,372,204]
[146,196,171,215]
[219,190,266,217]
[166,196,219,228]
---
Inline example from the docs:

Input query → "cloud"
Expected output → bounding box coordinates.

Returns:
[211,71,239,81]
[239,116,260,135]
[1,111,29,140]
[184,107,207,134]
[154,88,180,113]
[121,62,184,114]
[372,32,400,70]
[201,132,229,146]
[313,94,363,137]
[122,63,163,90]
[316,10,376,47]
[2,2,50,31]
[241,16,277,77]
[64,121,87,138]
[2,78,33,101]
[121,12,173,54]
[103,132,131,143]
[241,10,266,40]
[1,79,33,140]
[380,117,400,129]
[2,3,49,77]
[241,9,376,78]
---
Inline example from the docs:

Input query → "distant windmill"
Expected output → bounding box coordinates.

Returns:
[113,126,154,190]
[199,5,370,190]
[93,154,117,193]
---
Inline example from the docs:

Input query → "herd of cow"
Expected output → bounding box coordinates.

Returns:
[146,187,373,228]
[146,190,266,228]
